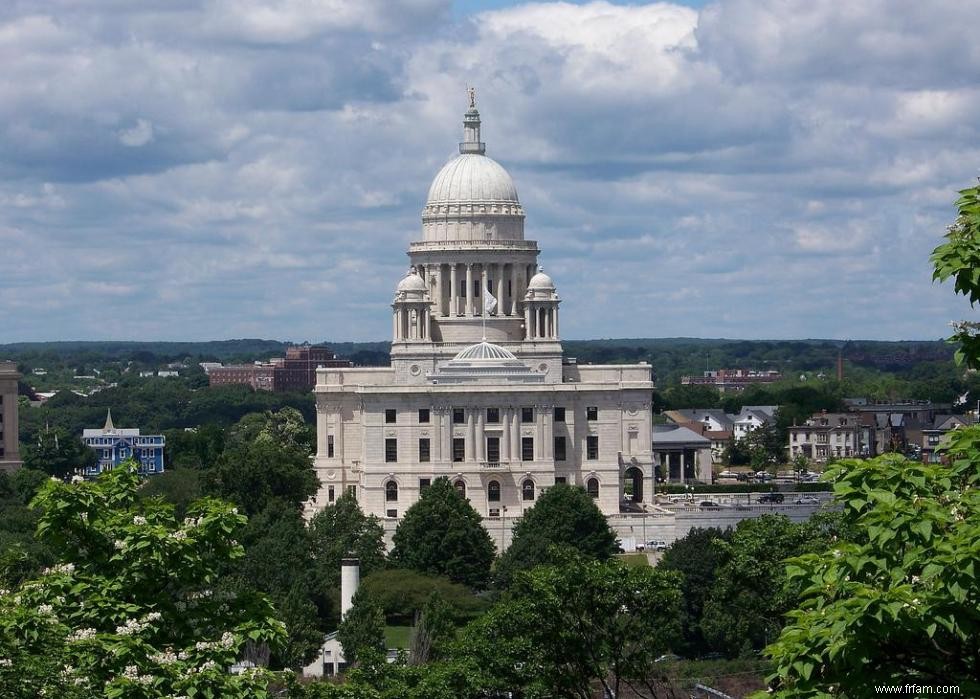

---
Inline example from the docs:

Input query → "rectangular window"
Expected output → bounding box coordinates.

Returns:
[347,485,356,498]
[453,438,465,462]
[386,509,397,519]
[486,436,500,462]
[328,486,335,502]
[488,278,494,292]
[587,406,598,421]
[555,476,567,485]
[486,407,500,423]
[385,438,398,463]
[554,407,565,423]
[554,436,566,461]
[327,435,334,458]
[385,409,397,424]
[453,408,465,424]
[522,407,534,423]
[419,478,431,491]
[508,280,512,296]
[460,280,466,297]
[489,508,500,518]
[522,437,534,461]
[418,408,430,424]
[419,438,430,463]
[587,435,599,460]
[473,279,481,297]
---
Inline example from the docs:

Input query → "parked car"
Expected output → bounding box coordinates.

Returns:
[794,495,819,505]
[655,653,683,663]
[757,493,784,504]
[646,539,669,551]
[699,500,720,509]
[718,470,738,478]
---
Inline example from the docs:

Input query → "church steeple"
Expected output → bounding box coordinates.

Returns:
[459,87,485,155]
[103,408,115,433]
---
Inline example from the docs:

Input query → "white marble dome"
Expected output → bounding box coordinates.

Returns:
[453,340,517,361]
[527,268,555,290]
[426,154,520,207]
[396,271,427,294]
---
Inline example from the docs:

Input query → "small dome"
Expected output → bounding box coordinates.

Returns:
[452,341,517,361]
[426,154,520,206]
[396,270,427,293]
[528,268,555,290]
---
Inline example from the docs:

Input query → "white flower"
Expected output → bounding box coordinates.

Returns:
[71,475,84,484]
[231,507,238,515]
[220,631,236,648]
[0,658,12,668]
[113,540,126,551]
[122,665,139,680]
[37,604,54,615]
[132,515,147,526]
[144,611,161,623]
[169,530,187,541]
[67,628,96,642]
[198,659,217,672]
[150,649,177,665]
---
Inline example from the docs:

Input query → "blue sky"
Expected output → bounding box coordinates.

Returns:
[0,0,977,343]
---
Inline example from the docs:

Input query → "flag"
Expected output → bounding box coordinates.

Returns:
[484,288,498,315]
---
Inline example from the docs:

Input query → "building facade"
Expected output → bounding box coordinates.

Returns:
[81,410,165,477]
[0,361,22,472]
[787,412,867,463]
[921,415,969,463]
[311,99,656,522]
[208,345,351,392]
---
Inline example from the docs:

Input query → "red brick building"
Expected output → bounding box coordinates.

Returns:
[207,345,351,392]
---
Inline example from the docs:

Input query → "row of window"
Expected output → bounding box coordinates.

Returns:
[384,406,598,425]
[384,476,601,502]
[383,435,599,463]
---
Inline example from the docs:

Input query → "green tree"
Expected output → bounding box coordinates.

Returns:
[139,466,202,517]
[358,569,488,626]
[663,384,721,410]
[932,182,980,368]
[337,593,386,666]
[456,554,683,699]
[203,438,318,515]
[701,514,825,657]
[659,526,733,657]
[0,461,288,698]
[390,478,495,589]
[764,439,980,696]
[22,425,97,478]
[493,482,617,587]
[308,492,386,620]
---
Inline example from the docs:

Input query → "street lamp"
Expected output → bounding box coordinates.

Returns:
[501,505,508,551]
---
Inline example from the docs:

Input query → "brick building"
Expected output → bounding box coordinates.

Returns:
[207,345,351,392]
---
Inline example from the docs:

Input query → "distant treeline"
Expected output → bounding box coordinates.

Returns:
[0,337,952,385]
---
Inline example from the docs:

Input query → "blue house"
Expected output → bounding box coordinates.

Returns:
[81,410,165,477]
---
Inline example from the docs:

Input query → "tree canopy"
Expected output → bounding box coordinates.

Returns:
[493,482,617,587]
[389,478,495,589]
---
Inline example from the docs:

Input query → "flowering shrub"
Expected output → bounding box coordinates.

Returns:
[0,461,288,698]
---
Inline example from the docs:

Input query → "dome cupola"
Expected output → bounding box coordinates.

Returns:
[421,91,525,243]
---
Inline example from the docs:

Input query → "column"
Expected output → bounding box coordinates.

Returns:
[543,409,553,460]
[476,408,485,461]
[434,264,443,316]
[496,264,504,316]
[511,410,520,461]
[392,311,399,340]
[524,305,531,340]
[479,265,487,316]
[502,408,511,463]
[466,409,476,461]
[442,410,452,463]
[450,264,458,316]
[535,408,544,460]
[334,410,344,463]
[465,263,474,316]
[554,307,559,338]
[316,407,328,456]
[679,451,685,484]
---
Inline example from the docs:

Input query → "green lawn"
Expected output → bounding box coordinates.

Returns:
[615,553,650,568]
[385,625,413,649]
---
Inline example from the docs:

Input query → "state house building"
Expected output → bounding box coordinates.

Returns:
[310,98,655,525]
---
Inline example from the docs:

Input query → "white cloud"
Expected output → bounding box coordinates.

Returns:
[0,0,977,343]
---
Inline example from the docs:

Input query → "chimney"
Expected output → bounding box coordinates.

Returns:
[340,557,360,620]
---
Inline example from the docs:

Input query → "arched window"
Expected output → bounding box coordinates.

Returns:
[385,480,398,502]
[487,480,501,502]
[454,479,466,498]
[586,477,600,499]
[522,479,535,501]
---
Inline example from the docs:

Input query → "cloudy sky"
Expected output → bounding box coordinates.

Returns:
[1,0,978,343]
